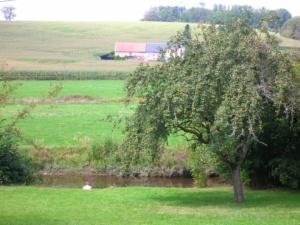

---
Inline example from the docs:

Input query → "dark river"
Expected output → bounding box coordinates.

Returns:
[40,174,195,188]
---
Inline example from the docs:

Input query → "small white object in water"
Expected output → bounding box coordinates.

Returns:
[82,182,92,190]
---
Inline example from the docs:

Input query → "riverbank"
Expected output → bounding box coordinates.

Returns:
[1,186,300,225]
[39,173,195,188]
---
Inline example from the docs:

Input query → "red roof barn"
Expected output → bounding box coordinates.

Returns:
[115,42,146,53]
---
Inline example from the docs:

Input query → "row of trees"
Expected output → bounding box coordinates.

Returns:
[143,5,292,30]
[124,21,300,203]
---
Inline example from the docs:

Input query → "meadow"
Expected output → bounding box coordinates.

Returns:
[1,20,300,225]
[0,21,192,72]
[11,80,125,99]
[3,80,186,151]
[3,80,127,146]
[1,21,300,73]
[1,21,299,168]
[1,186,300,225]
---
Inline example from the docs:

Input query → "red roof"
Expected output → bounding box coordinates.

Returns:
[115,42,146,52]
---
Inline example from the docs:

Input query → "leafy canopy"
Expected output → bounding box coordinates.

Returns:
[124,21,298,172]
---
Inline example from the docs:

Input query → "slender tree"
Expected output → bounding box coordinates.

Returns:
[1,6,16,21]
[124,21,299,203]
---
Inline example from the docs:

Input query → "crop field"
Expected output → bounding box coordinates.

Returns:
[1,186,300,225]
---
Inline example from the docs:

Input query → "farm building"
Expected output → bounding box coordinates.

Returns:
[114,42,168,61]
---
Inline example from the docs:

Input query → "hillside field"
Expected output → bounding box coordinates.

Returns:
[1,21,300,72]
[0,21,193,72]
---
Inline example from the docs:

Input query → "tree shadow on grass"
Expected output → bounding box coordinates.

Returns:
[150,188,300,209]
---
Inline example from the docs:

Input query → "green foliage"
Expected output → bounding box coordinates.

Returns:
[0,81,37,184]
[188,144,216,187]
[183,24,192,41]
[244,106,300,189]
[0,77,64,183]
[0,130,36,184]
[280,17,300,40]
[88,139,120,168]
[143,6,185,22]
[125,21,299,202]
[126,21,297,164]
[143,5,291,30]
[122,107,167,168]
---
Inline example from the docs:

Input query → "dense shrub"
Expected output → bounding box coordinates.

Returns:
[88,139,120,168]
[0,130,36,184]
[188,144,217,187]
[244,107,300,189]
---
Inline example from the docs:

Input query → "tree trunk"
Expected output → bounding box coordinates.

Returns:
[232,165,244,203]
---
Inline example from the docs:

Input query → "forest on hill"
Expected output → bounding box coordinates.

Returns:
[143,4,292,30]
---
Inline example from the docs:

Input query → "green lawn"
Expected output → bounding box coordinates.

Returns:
[4,103,186,148]
[3,103,132,147]
[1,186,300,225]
[12,80,125,99]
[3,80,186,149]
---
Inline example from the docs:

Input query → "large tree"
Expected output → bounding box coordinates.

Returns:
[124,21,299,203]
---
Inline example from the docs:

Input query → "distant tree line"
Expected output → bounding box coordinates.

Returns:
[143,5,292,30]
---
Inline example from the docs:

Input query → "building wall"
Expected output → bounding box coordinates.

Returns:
[165,48,185,60]
[115,52,161,61]
[116,48,184,61]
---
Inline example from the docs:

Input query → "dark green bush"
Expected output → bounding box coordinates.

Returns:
[88,139,119,168]
[0,130,36,184]
[244,108,300,189]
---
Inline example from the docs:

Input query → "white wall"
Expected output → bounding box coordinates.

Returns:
[115,52,161,61]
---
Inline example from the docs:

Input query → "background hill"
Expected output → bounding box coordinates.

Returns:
[0,21,192,72]
[1,21,300,73]
[280,17,300,40]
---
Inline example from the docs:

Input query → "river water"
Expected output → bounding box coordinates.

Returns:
[40,174,195,188]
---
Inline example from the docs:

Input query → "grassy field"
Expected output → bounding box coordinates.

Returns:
[11,80,125,99]
[4,103,131,146]
[1,21,300,73]
[1,186,300,225]
[0,21,192,72]
[3,80,186,150]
